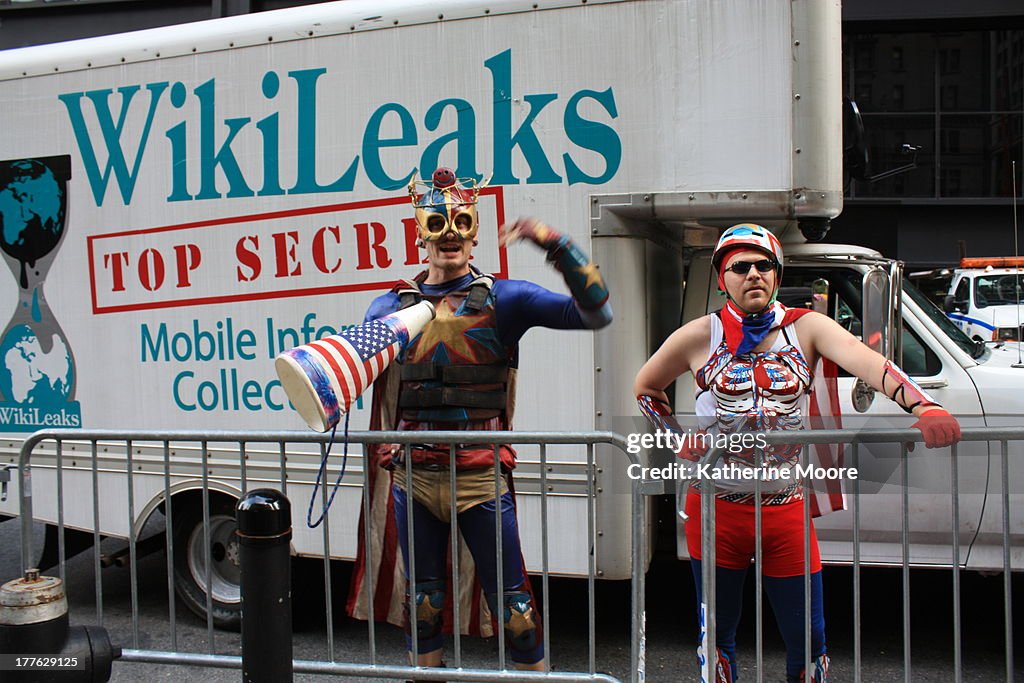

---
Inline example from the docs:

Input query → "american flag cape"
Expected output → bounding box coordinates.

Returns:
[345,368,527,640]
[766,307,847,517]
[805,356,846,517]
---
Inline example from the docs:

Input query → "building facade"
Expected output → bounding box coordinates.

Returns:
[835,0,1024,267]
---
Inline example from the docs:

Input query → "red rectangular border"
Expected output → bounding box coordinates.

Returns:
[87,187,509,314]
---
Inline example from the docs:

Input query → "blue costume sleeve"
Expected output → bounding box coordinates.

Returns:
[363,292,401,323]
[494,279,604,347]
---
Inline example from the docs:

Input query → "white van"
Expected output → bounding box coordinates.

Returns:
[944,258,1024,342]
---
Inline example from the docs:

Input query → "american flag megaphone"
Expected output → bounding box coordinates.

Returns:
[274,300,436,432]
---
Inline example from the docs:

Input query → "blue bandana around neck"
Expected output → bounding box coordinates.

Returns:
[738,310,775,355]
[722,300,781,356]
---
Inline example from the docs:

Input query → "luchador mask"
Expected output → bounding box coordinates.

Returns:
[408,167,489,242]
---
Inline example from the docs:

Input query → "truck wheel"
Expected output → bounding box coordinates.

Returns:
[172,496,242,631]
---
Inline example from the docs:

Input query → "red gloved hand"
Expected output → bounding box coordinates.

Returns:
[909,406,961,450]
[378,444,402,468]
[498,217,563,250]
[677,430,710,462]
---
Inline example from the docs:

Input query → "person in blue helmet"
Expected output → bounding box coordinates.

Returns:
[347,167,612,678]
[634,223,961,683]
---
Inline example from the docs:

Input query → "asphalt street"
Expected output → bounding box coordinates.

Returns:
[0,513,1021,682]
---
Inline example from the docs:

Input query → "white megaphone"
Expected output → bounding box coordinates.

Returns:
[275,300,435,432]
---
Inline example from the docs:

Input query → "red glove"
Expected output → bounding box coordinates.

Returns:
[677,430,710,462]
[909,407,961,450]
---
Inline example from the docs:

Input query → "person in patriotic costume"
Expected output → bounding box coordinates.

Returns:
[347,167,611,676]
[634,223,961,683]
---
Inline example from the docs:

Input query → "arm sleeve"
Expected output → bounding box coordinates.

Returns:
[363,292,400,323]
[545,235,613,324]
[495,280,609,346]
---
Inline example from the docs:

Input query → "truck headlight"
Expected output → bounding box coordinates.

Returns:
[994,327,1020,341]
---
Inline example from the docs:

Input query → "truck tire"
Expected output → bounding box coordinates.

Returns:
[172,496,242,630]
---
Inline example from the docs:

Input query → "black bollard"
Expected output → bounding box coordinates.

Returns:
[0,569,119,682]
[237,489,293,683]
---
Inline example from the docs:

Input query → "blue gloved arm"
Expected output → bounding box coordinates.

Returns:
[499,217,612,328]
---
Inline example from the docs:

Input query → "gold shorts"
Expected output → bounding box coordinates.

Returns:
[392,466,509,523]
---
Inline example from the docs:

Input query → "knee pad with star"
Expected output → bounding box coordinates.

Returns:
[487,590,539,654]
[406,579,446,641]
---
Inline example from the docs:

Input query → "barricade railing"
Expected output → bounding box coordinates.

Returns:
[692,426,1020,683]
[9,426,1021,682]
[12,429,640,683]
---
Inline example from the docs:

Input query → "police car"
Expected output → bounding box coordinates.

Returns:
[943,257,1024,341]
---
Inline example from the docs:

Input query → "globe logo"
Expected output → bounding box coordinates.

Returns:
[0,159,66,289]
[0,155,80,431]
[0,324,73,405]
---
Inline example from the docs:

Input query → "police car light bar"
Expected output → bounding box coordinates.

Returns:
[960,256,1024,268]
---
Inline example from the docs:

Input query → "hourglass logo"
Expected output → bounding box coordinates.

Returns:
[0,155,81,430]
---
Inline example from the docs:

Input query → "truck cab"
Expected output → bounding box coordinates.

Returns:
[943,257,1024,342]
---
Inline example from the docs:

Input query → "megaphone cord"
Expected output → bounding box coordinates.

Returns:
[306,411,350,528]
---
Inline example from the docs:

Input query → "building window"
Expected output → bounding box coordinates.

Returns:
[856,83,873,108]
[941,168,962,195]
[893,84,905,110]
[855,42,875,71]
[844,30,1024,200]
[940,85,959,110]
[892,46,904,70]
[941,129,961,154]
[939,48,961,75]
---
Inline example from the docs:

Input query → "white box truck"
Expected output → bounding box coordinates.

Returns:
[0,0,1018,626]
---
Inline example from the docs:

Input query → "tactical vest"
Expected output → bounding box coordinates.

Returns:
[395,270,515,423]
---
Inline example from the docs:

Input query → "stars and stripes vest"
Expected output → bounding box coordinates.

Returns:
[395,270,515,425]
[694,314,813,504]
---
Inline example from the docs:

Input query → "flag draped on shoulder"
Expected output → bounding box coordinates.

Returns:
[806,356,846,517]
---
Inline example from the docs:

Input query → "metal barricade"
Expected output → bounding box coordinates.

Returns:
[9,429,642,683]
[691,426,1020,683]
[6,425,1021,682]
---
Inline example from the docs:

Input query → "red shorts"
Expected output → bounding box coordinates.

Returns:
[684,489,822,577]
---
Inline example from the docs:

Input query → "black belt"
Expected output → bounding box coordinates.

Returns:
[399,387,506,410]
[401,363,508,384]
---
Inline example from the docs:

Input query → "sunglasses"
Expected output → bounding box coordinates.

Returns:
[725,258,777,275]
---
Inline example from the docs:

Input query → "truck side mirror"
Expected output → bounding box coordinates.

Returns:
[862,268,891,357]
[943,295,967,313]
[862,262,903,365]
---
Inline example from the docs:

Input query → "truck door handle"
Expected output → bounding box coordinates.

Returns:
[916,379,948,390]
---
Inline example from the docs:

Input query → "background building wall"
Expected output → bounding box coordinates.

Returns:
[836,1,1024,267]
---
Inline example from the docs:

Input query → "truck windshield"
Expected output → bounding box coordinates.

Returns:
[973,273,1024,307]
[903,279,982,358]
